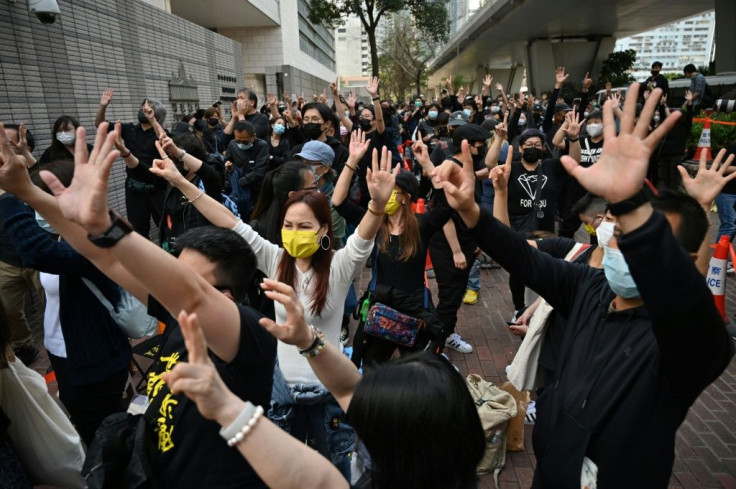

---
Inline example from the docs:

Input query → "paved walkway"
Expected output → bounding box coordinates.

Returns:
[21,212,736,489]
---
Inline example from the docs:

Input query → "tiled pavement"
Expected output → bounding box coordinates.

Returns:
[20,211,736,489]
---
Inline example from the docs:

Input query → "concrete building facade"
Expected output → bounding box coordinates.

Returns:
[0,0,243,212]
[615,10,716,78]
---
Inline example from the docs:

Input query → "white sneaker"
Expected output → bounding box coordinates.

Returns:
[445,333,473,353]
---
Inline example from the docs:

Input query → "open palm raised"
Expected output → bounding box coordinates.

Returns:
[560,83,681,204]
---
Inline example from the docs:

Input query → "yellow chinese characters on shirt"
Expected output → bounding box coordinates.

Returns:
[147,352,180,453]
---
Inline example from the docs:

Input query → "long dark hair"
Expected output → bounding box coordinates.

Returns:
[47,115,80,161]
[251,162,311,245]
[276,190,334,316]
[378,197,419,262]
[349,352,485,489]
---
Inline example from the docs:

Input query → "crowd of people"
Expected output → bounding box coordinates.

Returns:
[0,60,733,489]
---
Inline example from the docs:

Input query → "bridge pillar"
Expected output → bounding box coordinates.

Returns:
[525,37,616,95]
[715,0,736,73]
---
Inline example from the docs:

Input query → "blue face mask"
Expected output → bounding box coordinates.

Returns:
[463,108,472,117]
[237,142,253,151]
[602,246,640,299]
[273,123,285,135]
[428,110,438,120]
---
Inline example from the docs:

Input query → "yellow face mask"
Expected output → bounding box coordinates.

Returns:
[384,190,402,216]
[281,229,320,258]
[583,223,597,236]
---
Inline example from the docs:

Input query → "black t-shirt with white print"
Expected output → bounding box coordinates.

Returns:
[506,158,566,234]
[144,296,277,488]
[566,135,604,167]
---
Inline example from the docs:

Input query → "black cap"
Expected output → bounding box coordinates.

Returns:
[518,128,546,146]
[586,109,603,121]
[451,123,492,148]
[170,121,194,136]
[395,172,419,201]
[555,103,572,113]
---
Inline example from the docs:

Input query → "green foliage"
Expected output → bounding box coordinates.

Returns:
[307,0,450,75]
[687,111,736,153]
[598,50,637,89]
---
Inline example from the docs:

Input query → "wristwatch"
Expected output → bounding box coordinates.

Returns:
[87,210,134,248]
[607,190,649,216]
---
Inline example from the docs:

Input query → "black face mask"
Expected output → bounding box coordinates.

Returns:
[137,109,148,124]
[522,147,543,162]
[359,119,373,131]
[303,123,324,141]
[208,118,219,126]
[278,105,286,113]
[473,144,487,162]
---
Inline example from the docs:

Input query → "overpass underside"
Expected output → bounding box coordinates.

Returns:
[428,0,729,97]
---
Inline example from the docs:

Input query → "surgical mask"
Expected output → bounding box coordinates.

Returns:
[518,117,527,127]
[56,131,75,145]
[137,109,148,124]
[345,110,350,117]
[273,123,285,135]
[359,119,373,131]
[281,229,320,258]
[35,211,56,234]
[584,111,590,118]
[384,190,402,216]
[522,147,543,162]
[357,105,364,111]
[587,123,603,138]
[583,223,597,236]
[208,118,219,126]
[303,123,324,140]
[415,101,422,108]
[428,110,438,120]
[602,246,640,299]
[491,106,500,114]
[340,126,348,136]
[596,221,615,247]
[463,109,472,117]
[653,116,660,124]
[236,142,253,151]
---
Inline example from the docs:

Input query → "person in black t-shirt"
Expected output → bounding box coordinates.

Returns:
[645,61,669,98]
[95,88,168,238]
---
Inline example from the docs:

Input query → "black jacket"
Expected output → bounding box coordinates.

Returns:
[469,207,733,488]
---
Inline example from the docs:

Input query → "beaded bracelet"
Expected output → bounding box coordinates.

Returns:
[221,403,265,447]
[298,325,326,357]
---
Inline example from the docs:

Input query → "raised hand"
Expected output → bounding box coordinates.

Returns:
[282,91,292,104]
[348,129,370,160]
[0,123,35,197]
[431,140,476,213]
[365,146,396,207]
[555,67,569,88]
[559,83,681,204]
[39,123,120,234]
[563,107,582,139]
[100,88,114,107]
[318,89,327,104]
[678,148,736,206]
[365,77,380,97]
[346,91,357,110]
[483,74,493,88]
[267,92,277,106]
[582,72,593,92]
[495,82,504,93]
[142,100,156,121]
[164,311,242,424]
[113,121,128,153]
[330,79,339,96]
[491,147,513,192]
[412,132,430,164]
[8,123,29,155]
[684,90,694,105]
[150,141,185,184]
[159,135,180,157]
[258,279,312,349]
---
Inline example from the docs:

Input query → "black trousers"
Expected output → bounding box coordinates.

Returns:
[429,236,476,340]
[124,182,165,239]
[48,353,128,446]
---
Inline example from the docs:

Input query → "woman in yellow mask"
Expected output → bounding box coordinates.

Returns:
[152,142,397,479]
[332,130,456,368]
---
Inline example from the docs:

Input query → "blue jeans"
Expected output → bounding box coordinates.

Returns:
[268,365,354,480]
[715,193,736,242]
[467,257,482,292]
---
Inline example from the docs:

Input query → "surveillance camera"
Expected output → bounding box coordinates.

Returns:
[28,0,60,24]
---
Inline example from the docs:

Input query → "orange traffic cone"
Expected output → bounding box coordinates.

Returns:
[707,235,730,321]
[694,119,713,162]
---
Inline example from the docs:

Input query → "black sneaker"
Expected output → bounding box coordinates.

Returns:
[13,345,39,365]
[340,325,350,346]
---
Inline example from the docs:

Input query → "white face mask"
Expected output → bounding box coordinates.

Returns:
[586,123,603,138]
[56,131,76,145]
[596,220,615,247]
